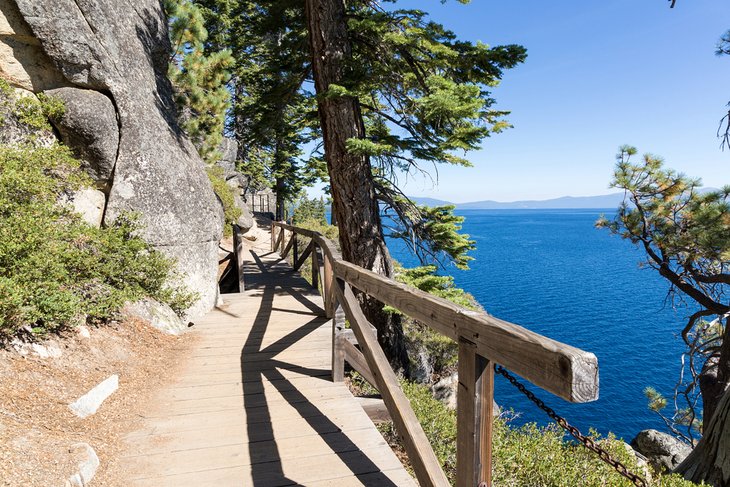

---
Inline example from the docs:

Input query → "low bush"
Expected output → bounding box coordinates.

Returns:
[379,379,700,486]
[0,144,195,337]
[206,165,242,237]
[354,341,701,485]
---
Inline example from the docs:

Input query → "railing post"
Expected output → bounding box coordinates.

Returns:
[233,224,245,292]
[271,222,275,251]
[293,233,298,266]
[323,254,334,318]
[457,338,494,487]
[311,245,320,291]
[331,297,346,382]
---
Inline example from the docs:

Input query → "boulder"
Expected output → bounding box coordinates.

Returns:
[60,188,106,228]
[122,298,187,336]
[66,442,100,487]
[432,373,457,409]
[216,137,237,178]
[45,87,119,188]
[68,375,118,419]
[233,193,254,233]
[12,0,224,318]
[631,429,692,472]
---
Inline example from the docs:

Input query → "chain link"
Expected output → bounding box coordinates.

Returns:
[494,365,648,487]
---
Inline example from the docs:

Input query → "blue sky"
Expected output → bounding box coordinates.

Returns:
[311,0,730,203]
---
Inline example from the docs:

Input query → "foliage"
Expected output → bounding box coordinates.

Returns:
[380,379,700,486]
[292,195,327,226]
[388,263,477,374]
[715,29,730,150]
[383,196,475,269]
[164,0,234,164]
[0,79,64,136]
[194,0,322,218]
[597,145,730,443]
[14,93,64,131]
[342,7,526,170]
[333,3,524,269]
[194,1,522,268]
[206,165,242,236]
[0,144,195,336]
[645,387,702,442]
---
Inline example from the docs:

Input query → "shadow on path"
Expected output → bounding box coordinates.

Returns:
[240,247,397,486]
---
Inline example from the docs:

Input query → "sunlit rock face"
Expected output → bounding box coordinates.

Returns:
[1,0,224,318]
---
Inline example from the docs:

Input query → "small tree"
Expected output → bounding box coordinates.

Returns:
[598,146,730,485]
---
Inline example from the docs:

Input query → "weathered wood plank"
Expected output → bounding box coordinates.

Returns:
[456,338,477,487]
[311,244,321,291]
[281,229,296,258]
[332,301,346,382]
[356,396,391,423]
[293,239,314,271]
[339,335,377,388]
[333,259,598,403]
[232,225,246,292]
[475,353,493,486]
[323,253,334,316]
[334,279,451,487]
[456,339,494,487]
[124,241,414,487]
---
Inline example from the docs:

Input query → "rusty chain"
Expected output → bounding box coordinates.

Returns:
[493,365,648,487]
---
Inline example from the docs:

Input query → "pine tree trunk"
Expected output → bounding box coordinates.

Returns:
[275,175,286,221]
[304,0,408,371]
[675,385,730,486]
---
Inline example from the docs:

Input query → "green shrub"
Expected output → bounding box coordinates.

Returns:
[390,264,478,375]
[288,217,339,286]
[293,196,328,226]
[0,144,195,336]
[0,79,64,132]
[207,165,242,237]
[381,380,700,486]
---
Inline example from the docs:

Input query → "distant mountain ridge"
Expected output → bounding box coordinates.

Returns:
[409,188,720,210]
[409,193,626,209]
[457,193,627,209]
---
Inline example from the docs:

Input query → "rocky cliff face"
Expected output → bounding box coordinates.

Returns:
[0,0,224,318]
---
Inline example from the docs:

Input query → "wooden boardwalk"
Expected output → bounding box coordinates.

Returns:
[121,237,416,486]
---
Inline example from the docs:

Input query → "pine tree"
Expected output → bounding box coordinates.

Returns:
[598,146,730,485]
[192,0,525,368]
[304,0,525,367]
[194,0,322,218]
[164,0,233,164]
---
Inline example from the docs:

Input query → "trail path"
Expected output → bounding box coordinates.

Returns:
[120,229,415,486]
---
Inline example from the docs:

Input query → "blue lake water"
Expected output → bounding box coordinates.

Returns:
[385,209,689,442]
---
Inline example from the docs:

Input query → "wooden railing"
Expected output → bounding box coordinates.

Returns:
[271,221,599,487]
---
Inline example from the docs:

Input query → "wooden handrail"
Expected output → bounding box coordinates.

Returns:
[271,221,599,487]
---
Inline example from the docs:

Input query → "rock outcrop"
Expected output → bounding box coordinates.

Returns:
[45,87,118,189]
[2,0,224,318]
[122,298,188,336]
[216,137,254,232]
[631,429,692,472]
